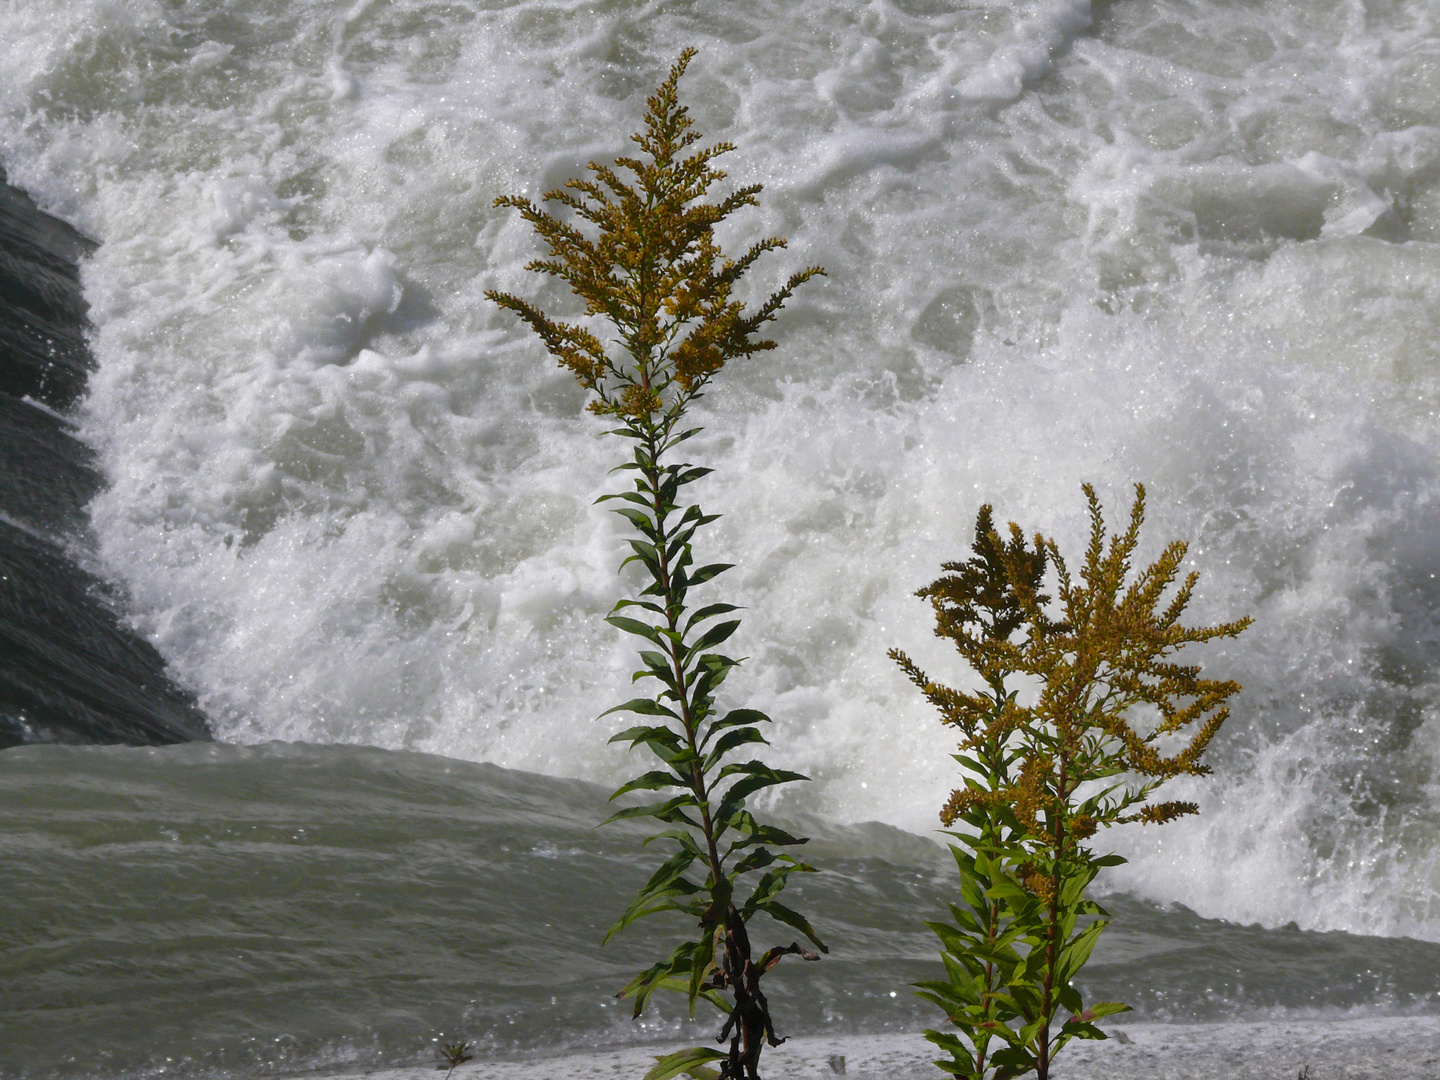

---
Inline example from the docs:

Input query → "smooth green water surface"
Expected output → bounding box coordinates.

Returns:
[4,743,1438,1078]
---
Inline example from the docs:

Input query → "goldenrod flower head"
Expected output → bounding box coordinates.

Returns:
[487,48,823,424]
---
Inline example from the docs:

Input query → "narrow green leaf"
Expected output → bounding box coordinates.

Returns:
[690,619,741,653]
[610,770,689,799]
[730,846,777,876]
[709,707,771,731]
[606,614,665,645]
[595,490,651,507]
[600,697,681,721]
[665,522,699,553]
[608,723,682,748]
[640,829,708,858]
[723,815,804,852]
[1054,918,1109,985]
[605,892,698,942]
[612,506,660,533]
[714,767,809,824]
[756,900,828,952]
[610,598,665,616]
[703,726,769,770]
[689,562,733,585]
[1080,1001,1132,1021]
[622,534,661,561]
[683,603,741,635]
[637,848,698,896]
[602,795,701,827]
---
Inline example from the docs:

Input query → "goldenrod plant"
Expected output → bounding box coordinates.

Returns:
[892,485,1251,1080]
[488,50,826,1080]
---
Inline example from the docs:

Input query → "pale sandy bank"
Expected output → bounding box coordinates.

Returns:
[305,1016,1440,1080]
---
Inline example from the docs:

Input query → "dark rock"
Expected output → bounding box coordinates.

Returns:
[0,520,211,746]
[0,168,97,408]
[0,165,211,748]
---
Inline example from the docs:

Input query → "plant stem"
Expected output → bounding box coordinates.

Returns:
[637,424,760,1077]
[1037,749,1070,1080]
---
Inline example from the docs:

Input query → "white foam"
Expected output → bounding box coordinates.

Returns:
[1,0,1438,942]
[954,0,1092,103]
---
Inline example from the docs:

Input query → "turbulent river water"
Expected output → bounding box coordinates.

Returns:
[2,0,1440,1076]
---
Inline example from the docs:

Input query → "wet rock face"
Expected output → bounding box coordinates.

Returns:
[0,171,96,408]
[0,167,210,748]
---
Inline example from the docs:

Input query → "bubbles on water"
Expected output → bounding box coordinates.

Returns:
[910,285,981,359]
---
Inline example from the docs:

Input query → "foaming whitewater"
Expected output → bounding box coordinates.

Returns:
[1,0,1438,947]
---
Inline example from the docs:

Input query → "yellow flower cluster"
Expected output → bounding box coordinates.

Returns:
[897,484,1250,883]
[487,48,822,424]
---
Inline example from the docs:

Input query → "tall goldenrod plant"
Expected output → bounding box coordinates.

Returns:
[488,50,826,1080]
[893,485,1251,1080]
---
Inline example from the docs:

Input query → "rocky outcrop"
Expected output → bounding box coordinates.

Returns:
[0,167,210,748]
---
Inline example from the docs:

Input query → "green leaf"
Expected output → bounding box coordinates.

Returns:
[611,597,666,617]
[684,603,741,635]
[1017,1015,1048,1053]
[610,770,689,798]
[645,974,728,1017]
[689,562,733,585]
[637,848,698,896]
[1080,1001,1132,1021]
[730,846,777,876]
[989,1044,1038,1075]
[699,708,769,750]
[606,614,665,645]
[715,763,809,821]
[985,875,1035,908]
[670,427,705,447]
[608,723,682,749]
[623,538,661,567]
[602,795,702,828]
[595,489,652,508]
[1055,983,1084,1017]
[702,726,769,770]
[950,752,991,775]
[640,829,708,858]
[1054,918,1109,985]
[601,697,681,721]
[641,1046,726,1080]
[605,888,701,942]
[633,652,679,691]
[716,759,806,783]
[756,900,828,952]
[922,1031,978,1074]
[690,619,741,653]
[724,817,805,852]
[1059,865,1100,908]
[616,936,706,1014]
[611,506,660,533]
[615,959,672,1015]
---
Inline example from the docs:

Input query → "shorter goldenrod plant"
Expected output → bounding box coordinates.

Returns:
[892,485,1251,1080]
[489,50,825,1080]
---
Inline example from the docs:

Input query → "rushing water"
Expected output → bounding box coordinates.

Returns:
[1,0,1439,1074]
